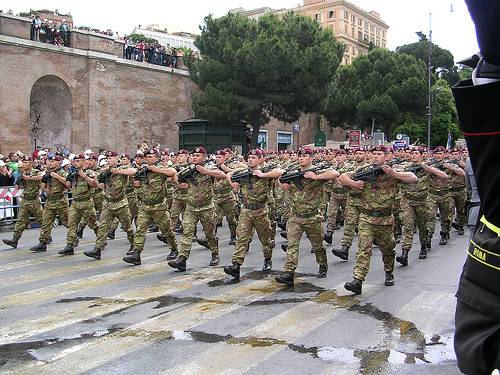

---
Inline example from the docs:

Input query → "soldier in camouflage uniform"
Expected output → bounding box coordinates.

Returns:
[275,147,340,286]
[3,156,43,249]
[123,149,178,265]
[84,151,137,260]
[332,148,367,260]
[395,148,449,266]
[168,147,226,271]
[59,154,99,255]
[170,150,190,233]
[318,149,335,219]
[339,145,417,294]
[161,150,175,210]
[30,155,70,252]
[223,149,283,279]
[449,148,467,235]
[324,149,349,244]
[426,146,465,246]
[77,154,103,239]
[213,150,238,245]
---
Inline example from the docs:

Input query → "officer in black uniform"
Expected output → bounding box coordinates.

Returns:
[453,1,500,374]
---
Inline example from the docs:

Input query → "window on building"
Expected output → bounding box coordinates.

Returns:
[382,30,386,38]
[257,131,268,149]
[358,30,363,40]
[370,25,375,33]
[364,21,368,30]
[364,33,368,42]
[328,10,334,18]
[344,11,348,19]
[352,27,355,37]
[277,131,292,151]
[376,27,380,36]
[358,18,362,26]
[344,24,348,33]
[351,15,356,23]
[315,13,321,22]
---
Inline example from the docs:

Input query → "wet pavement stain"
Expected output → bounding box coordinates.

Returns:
[247,297,310,306]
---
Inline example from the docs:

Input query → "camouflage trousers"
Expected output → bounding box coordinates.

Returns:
[215,196,238,237]
[340,199,362,249]
[39,198,69,243]
[179,205,218,258]
[326,194,347,234]
[319,190,332,218]
[170,197,187,227]
[95,204,134,250]
[110,194,138,231]
[165,192,173,211]
[67,199,97,246]
[78,193,104,231]
[283,215,327,273]
[450,189,467,228]
[267,200,277,239]
[133,203,176,252]
[13,198,43,240]
[232,207,271,265]
[393,197,402,235]
[353,220,395,282]
[400,197,428,251]
[426,193,452,237]
[279,191,291,221]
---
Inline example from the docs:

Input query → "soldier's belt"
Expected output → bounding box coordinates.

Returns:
[143,197,165,206]
[291,209,318,219]
[73,195,92,202]
[105,194,125,203]
[46,194,65,201]
[429,188,449,195]
[360,207,393,218]
[403,192,427,201]
[126,188,135,194]
[331,187,349,194]
[349,192,362,198]
[450,186,466,193]
[243,202,266,210]
[213,187,232,195]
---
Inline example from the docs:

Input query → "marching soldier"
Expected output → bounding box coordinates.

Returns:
[332,148,367,260]
[213,149,238,245]
[123,149,178,265]
[170,149,189,233]
[2,156,43,248]
[223,149,283,279]
[168,147,226,271]
[339,145,417,294]
[275,147,340,286]
[30,155,70,253]
[161,150,175,210]
[395,148,448,266]
[83,151,136,260]
[59,154,99,255]
[76,154,103,239]
[449,148,467,235]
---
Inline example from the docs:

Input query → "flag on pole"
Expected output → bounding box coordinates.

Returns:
[446,131,452,149]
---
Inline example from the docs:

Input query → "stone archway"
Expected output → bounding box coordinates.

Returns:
[30,75,72,149]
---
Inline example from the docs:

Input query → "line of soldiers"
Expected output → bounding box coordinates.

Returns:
[2,144,468,294]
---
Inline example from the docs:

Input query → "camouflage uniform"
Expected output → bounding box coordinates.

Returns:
[78,166,103,232]
[179,169,218,259]
[12,168,43,240]
[232,174,272,265]
[325,163,349,234]
[449,169,467,229]
[133,164,176,252]
[351,169,397,282]
[283,167,328,273]
[170,164,188,228]
[213,176,238,238]
[165,177,174,210]
[426,169,452,239]
[66,169,98,246]
[39,168,69,243]
[94,167,134,250]
[320,178,333,218]
[340,162,366,250]
[109,175,138,232]
[399,164,429,251]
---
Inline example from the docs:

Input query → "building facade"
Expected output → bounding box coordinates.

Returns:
[132,25,199,52]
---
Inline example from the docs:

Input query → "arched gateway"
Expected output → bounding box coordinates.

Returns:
[29,75,72,149]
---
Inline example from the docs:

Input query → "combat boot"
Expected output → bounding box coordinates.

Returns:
[418,244,427,259]
[47,237,53,244]
[209,253,220,266]
[263,258,272,272]
[457,227,464,236]
[223,263,240,279]
[107,229,115,240]
[123,250,141,265]
[280,232,287,240]
[148,225,159,233]
[84,247,101,260]
[277,220,287,231]
[281,243,288,252]
[157,234,170,245]
[58,244,74,256]
[126,245,134,256]
[317,264,328,278]
[229,235,236,246]
[384,272,395,286]
[30,242,47,252]
[439,231,448,246]
[197,238,210,249]
[323,231,333,244]
[76,226,84,239]
[344,278,362,294]
[168,255,187,271]
[396,250,409,266]
[166,249,178,260]
[3,236,19,249]
[332,245,349,261]
[275,272,294,286]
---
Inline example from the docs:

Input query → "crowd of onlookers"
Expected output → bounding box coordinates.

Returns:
[73,26,115,37]
[29,15,70,46]
[123,37,181,68]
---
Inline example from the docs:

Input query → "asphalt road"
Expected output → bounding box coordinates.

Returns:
[0,221,467,374]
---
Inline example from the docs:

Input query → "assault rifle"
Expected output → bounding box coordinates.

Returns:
[352,158,405,182]
[230,163,279,189]
[134,165,149,182]
[66,166,78,183]
[279,162,331,190]
[177,160,212,186]
[41,172,52,185]
[97,169,113,184]
[404,158,443,174]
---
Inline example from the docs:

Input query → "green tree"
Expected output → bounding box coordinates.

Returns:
[128,33,158,44]
[323,48,427,138]
[185,12,344,146]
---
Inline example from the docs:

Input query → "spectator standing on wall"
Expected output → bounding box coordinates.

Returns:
[59,19,69,46]
[32,15,41,41]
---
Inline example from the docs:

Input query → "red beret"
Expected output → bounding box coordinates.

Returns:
[247,149,263,157]
[191,147,207,155]
[223,148,232,153]
[215,150,226,156]
[336,149,346,155]
[433,146,446,153]
[49,155,63,161]
[106,151,119,157]
[145,149,159,157]
[75,153,86,160]
[298,147,314,155]
[177,149,189,155]
[371,145,387,153]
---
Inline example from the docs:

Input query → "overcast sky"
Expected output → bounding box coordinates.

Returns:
[1,0,478,62]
